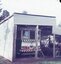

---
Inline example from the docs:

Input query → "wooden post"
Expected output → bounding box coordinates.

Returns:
[53,34,55,58]
[35,25,38,58]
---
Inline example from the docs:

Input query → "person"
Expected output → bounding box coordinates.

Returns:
[48,35,53,48]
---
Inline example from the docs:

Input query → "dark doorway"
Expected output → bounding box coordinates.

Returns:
[55,35,61,57]
[16,25,36,58]
[16,25,22,58]
[16,25,54,58]
[38,26,53,58]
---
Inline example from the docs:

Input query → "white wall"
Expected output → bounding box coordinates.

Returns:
[0,21,7,56]
[53,26,61,35]
[14,14,56,26]
[0,16,14,61]
[14,13,56,33]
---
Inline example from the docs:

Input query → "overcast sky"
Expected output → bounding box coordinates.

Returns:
[2,0,61,25]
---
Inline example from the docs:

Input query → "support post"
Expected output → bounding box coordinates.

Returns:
[53,34,55,58]
[35,25,38,58]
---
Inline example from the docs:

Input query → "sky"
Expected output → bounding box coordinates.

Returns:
[2,0,61,25]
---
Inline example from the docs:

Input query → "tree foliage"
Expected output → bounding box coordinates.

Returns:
[0,10,10,21]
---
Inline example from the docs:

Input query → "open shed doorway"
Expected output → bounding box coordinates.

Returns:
[16,25,36,58]
[16,25,54,58]
[38,26,53,58]
[55,35,61,57]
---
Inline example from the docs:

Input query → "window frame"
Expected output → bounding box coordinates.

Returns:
[21,29,36,40]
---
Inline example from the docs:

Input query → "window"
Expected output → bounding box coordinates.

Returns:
[30,30,35,39]
[22,30,35,39]
[23,30,30,39]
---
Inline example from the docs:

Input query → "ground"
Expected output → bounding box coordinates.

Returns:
[13,58,61,64]
[0,56,12,64]
[0,56,61,64]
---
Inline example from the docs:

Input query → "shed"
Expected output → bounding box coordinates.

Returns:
[0,13,56,61]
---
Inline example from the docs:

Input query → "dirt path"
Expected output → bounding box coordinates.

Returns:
[13,58,61,64]
[0,56,61,64]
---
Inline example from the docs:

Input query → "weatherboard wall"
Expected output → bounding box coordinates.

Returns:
[0,16,14,61]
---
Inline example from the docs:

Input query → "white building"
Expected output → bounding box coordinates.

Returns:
[0,13,61,61]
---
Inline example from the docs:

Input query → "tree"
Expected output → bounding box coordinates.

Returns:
[2,10,10,18]
[0,10,10,21]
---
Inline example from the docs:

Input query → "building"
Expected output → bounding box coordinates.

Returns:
[0,13,61,61]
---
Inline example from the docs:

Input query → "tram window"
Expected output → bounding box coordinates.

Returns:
[30,30,35,39]
[23,30,30,39]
